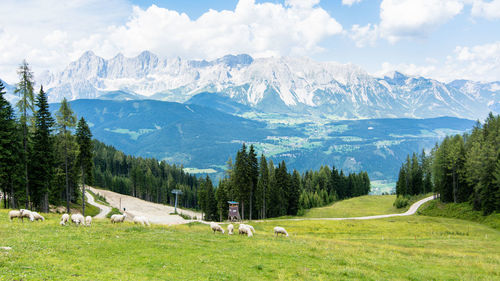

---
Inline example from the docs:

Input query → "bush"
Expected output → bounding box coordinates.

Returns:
[393,196,409,209]
[106,207,122,218]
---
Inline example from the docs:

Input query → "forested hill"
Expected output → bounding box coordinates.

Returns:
[395,113,500,215]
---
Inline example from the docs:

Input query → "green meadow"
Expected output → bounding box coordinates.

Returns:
[1,205,499,280]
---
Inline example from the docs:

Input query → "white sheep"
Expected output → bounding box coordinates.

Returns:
[85,216,92,226]
[110,213,127,223]
[210,222,225,234]
[238,224,253,237]
[133,216,150,226]
[227,224,234,235]
[274,226,289,237]
[19,209,34,222]
[8,210,23,221]
[60,214,69,226]
[32,212,45,222]
[241,223,255,234]
[71,214,85,226]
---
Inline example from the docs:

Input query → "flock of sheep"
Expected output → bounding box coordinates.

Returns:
[9,209,288,237]
[8,209,150,227]
[210,222,289,237]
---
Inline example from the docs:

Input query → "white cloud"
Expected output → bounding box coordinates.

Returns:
[0,0,342,83]
[471,0,500,20]
[379,0,464,43]
[342,0,362,6]
[349,24,378,47]
[375,41,500,82]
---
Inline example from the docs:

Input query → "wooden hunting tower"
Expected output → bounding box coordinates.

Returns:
[227,201,241,222]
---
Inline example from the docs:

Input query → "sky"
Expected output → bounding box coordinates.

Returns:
[0,0,499,83]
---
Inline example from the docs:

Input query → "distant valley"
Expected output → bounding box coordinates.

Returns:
[49,98,475,194]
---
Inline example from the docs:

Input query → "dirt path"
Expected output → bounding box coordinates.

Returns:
[254,195,437,222]
[88,187,203,225]
[85,190,111,219]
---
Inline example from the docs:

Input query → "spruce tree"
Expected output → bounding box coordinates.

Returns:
[76,117,92,216]
[247,145,258,220]
[256,154,269,219]
[14,60,35,208]
[56,98,77,212]
[30,86,55,212]
[0,81,21,208]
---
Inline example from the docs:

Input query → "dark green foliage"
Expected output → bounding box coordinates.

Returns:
[393,196,409,208]
[92,140,201,209]
[14,60,35,209]
[198,176,217,221]
[397,113,500,215]
[0,81,24,209]
[217,144,371,220]
[76,117,93,216]
[30,86,56,212]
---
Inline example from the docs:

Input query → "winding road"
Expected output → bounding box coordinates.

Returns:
[84,186,437,225]
[85,190,112,218]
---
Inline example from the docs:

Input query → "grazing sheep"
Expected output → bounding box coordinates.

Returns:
[32,212,45,222]
[210,222,225,234]
[8,210,23,221]
[19,209,34,222]
[133,216,150,226]
[110,213,127,224]
[238,224,253,237]
[227,224,234,235]
[71,214,85,226]
[241,223,255,234]
[274,226,289,237]
[60,214,69,226]
[85,216,92,226]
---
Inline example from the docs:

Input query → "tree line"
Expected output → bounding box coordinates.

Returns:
[395,113,500,215]
[0,61,92,214]
[198,144,371,221]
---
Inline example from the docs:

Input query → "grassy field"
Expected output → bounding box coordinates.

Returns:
[1,208,499,280]
[302,195,400,218]
[302,194,432,218]
[418,200,500,230]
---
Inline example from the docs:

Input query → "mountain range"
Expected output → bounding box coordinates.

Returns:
[1,51,493,120]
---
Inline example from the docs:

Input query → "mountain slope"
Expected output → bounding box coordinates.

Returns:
[40,52,498,120]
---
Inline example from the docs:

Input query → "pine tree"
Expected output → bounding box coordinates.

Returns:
[14,60,35,208]
[56,98,77,212]
[30,86,55,212]
[76,117,93,216]
[247,145,258,220]
[288,170,301,215]
[256,154,269,219]
[0,81,22,208]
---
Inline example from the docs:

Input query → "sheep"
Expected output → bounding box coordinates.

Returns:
[238,224,253,237]
[32,212,45,222]
[19,209,34,222]
[274,226,289,237]
[71,214,85,226]
[240,223,255,234]
[227,224,234,235]
[60,214,69,226]
[85,216,92,226]
[133,216,150,226]
[8,210,23,221]
[110,213,127,224]
[210,222,225,234]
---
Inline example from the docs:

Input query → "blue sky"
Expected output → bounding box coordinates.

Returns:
[0,0,499,82]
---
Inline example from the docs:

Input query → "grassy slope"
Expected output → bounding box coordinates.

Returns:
[302,194,432,218]
[418,200,500,230]
[302,195,401,218]
[1,209,499,280]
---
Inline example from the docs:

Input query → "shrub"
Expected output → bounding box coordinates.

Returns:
[393,196,409,209]
[106,207,122,218]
